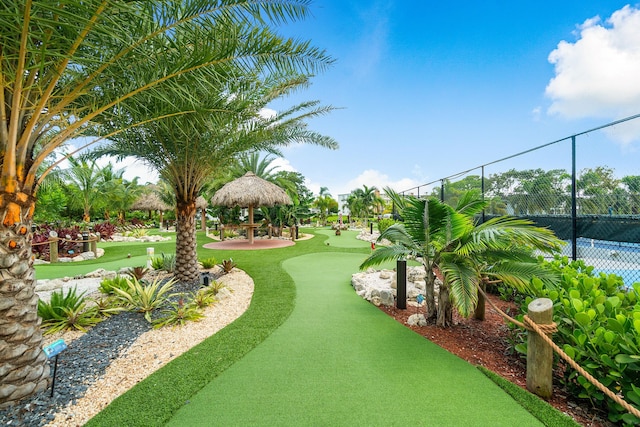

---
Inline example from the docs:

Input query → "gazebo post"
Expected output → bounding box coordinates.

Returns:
[248,205,255,244]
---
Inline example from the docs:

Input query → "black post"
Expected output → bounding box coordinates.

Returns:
[481,165,485,223]
[50,355,59,397]
[370,222,373,234]
[396,259,407,309]
[82,232,89,252]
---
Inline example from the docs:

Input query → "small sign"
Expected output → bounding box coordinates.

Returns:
[416,294,425,304]
[43,339,67,358]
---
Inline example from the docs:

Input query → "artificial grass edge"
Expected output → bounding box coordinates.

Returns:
[84,261,297,427]
[477,366,581,427]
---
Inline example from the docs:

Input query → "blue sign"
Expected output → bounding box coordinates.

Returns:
[43,339,67,358]
[416,294,425,304]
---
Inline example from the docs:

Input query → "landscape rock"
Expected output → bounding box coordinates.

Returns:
[407,314,427,326]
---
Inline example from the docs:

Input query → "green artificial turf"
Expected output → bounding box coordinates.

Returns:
[166,252,543,426]
[478,367,581,427]
[312,228,372,248]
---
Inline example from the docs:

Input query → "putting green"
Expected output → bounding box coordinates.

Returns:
[166,252,542,426]
[312,228,372,248]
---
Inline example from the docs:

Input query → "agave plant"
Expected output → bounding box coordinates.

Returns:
[126,266,150,281]
[41,303,103,335]
[220,259,237,274]
[112,277,177,322]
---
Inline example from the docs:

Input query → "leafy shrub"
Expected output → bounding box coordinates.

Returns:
[514,256,640,425]
[199,256,217,269]
[153,297,204,328]
[99,276,130,295]
[377,218,396,233]
[191,288,217,308]
[91,296,126,318]
[112,277,177,322]
[31,224,84,260]
[93,222,117,240]
[38,287,103,334]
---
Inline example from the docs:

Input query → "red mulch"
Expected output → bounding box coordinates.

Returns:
[378,294,615,427]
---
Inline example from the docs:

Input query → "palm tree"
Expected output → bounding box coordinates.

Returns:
[97,72,336,282]
[0,0,332,407]
[361,191,563,327]
[347,185,383,225]
[61,156,106,222]
[314,187,334,225]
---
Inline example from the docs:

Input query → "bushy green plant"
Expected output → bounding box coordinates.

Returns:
[199,256,217,269]
[38,287,103,334]
[99,275,131,295]
[207,280,226,295]
[514,256,640,425]
[190,288,217,309]
[112,277,177,322]
[377,218,395,233]
[153,297,204,328]
[125,228,148,238]
[91,296,127,318]
[150,255,165,270]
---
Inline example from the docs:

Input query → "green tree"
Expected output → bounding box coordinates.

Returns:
[314,187,335,225]
[61,156,106,222]
[361,191,562,327]
[347,185,383,225]
[0,0,331,407]
[96,54,336,283]
[622,175,640,214]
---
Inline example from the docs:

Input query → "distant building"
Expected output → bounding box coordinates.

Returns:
[338,193,350,216]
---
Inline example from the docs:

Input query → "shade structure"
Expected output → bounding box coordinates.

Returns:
[211,172,292,244]
[130,192,172,212]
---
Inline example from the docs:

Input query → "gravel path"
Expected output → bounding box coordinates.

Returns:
[0,270,254,427]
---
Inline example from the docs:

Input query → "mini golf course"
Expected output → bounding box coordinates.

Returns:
[83,228,572,426]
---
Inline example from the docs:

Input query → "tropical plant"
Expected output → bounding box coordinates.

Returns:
[91,296,126,318]
[220,259,237,274]
[199,257,218,270]
[125,266,150,281]
[360,191,563,327]
[37,287,103,334]
[98,276,131,295]
[0,0,332,405]
[347,185,384,225]
[161,253,177,273]
[112,278,177,322]
[191,288,217,309]
[153,297,204,329]
[314,187,336,226]
[513,257,640,425]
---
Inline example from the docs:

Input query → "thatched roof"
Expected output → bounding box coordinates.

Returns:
[196,196,208,209]
[130,192,172,211]
[210,172,292,208]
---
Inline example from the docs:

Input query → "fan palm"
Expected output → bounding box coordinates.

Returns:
[0,0,332,407]
[361,191,564,327]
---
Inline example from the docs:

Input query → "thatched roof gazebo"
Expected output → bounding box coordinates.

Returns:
[211,171,292,244]
[131,192,172,227]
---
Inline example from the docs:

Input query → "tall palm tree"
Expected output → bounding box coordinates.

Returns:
[361,191,563,327]
[0,0,332,407]
[61,156,105,222]
[314,187,335,225]
[97,73,336,283]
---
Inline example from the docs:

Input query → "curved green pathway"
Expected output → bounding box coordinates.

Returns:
[166,251,542,426]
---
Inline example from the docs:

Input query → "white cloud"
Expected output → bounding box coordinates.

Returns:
[545,5,640,137]
[96,156,159,184]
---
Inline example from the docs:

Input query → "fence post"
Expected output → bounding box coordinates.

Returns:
[49,239,58,263]
[90,235,97,254]
[526,297,554,398]
[396,259,406,309]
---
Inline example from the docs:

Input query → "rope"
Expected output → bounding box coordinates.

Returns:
[476,284,640,419]
[523,316,640,420]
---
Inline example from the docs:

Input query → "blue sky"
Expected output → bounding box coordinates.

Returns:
[117,1,640,197]
[266,1,640,197]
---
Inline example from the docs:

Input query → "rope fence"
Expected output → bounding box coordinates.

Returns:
[476,284,640,419]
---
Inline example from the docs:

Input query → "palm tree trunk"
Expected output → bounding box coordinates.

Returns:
[0,192,51,408]
[474,282,486,321]
[437,284,453,327]
[175,199,199,283]
[424,265,438,322]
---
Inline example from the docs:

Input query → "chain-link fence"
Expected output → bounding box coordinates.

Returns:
[400,115,640,286]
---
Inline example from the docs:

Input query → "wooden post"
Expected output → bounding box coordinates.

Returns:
[291,225,296,241]
[526,297,554,398]
[90,236,97,254]
[49,239,58,263]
